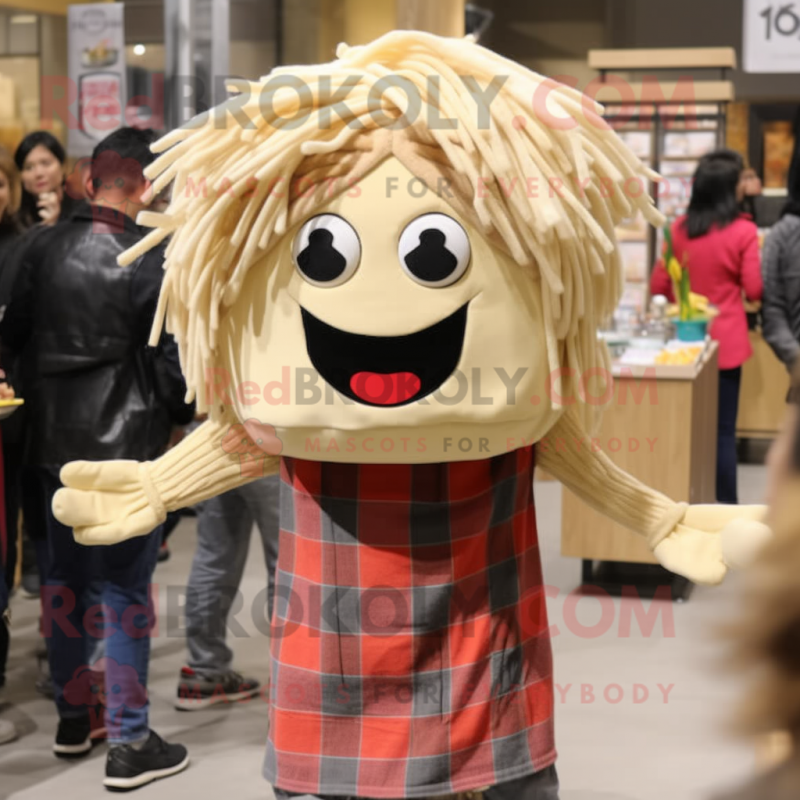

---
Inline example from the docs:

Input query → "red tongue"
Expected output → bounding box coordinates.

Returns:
[350,372,421,405]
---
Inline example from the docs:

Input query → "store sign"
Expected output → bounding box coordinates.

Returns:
[67,3,127,157]
[743,0,800,73]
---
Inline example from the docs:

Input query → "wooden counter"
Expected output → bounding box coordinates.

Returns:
[737,330,790,440]
[561,343,719,565]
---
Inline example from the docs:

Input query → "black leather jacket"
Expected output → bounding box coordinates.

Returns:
[0,202,191,467]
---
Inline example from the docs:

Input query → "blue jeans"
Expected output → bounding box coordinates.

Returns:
[39,467,161,744]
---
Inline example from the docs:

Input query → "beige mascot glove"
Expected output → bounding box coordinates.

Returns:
[718,514,773,570]
[538,411,769,585]
[53,410,279,545]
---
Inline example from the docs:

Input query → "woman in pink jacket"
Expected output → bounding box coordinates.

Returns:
[651,152,763,504]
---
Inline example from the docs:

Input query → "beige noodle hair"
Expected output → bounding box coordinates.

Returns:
[121,29,663,424]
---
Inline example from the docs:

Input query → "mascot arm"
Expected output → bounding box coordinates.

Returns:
[52,411,279,545]
[538,411,769,585]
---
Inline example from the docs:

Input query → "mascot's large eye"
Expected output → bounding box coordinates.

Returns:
[398,213,471,287]
[292,214,361,287]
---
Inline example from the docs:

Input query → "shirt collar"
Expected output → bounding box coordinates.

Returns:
[70,200,141,235]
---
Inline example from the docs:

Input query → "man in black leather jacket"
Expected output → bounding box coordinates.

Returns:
[0,127,192,790]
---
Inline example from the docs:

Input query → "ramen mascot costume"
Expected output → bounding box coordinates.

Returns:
[54,31,769,800]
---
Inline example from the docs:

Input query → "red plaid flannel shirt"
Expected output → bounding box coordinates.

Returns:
[265,445,555,798]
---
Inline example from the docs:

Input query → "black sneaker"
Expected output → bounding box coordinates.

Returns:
[175,667,260,710]
[54,716,92,758]
[104,730,189,791]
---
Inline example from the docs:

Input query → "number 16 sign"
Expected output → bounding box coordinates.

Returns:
[744,0,800,72]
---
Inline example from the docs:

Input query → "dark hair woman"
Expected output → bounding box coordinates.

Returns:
[0,133,75,674]
[651,151,762,504]
[685,156,744,237]
[13,131,76,229]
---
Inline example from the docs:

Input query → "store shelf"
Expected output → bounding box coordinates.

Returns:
[594,80,734,105]
[589,47,737,71]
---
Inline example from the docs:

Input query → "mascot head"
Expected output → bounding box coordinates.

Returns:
[124,31,661,462]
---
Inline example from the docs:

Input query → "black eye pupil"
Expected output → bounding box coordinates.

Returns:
[404,228,458,283]
[297,229,347,282]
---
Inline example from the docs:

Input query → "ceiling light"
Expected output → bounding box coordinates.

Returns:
[133,44,146,56]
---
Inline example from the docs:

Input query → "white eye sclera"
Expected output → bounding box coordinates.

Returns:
[292,214,361,287]
[398,213,471,287]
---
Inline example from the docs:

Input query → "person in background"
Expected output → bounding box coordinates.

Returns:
[651,151,763,504]
[14,131,77,229]
[176,475,279,710]
[0,127,190,790]
[0,147,21,584]
[739,167,763,220]
[0,149,21,696]
[0,133,75,606]
[762,154,800,375]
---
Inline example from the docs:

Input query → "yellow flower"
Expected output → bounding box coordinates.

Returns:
[667,257,682,283]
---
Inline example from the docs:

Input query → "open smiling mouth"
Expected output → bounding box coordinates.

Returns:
[300,305,468,407]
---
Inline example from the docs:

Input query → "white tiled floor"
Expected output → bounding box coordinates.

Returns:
[0,464,768,799]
